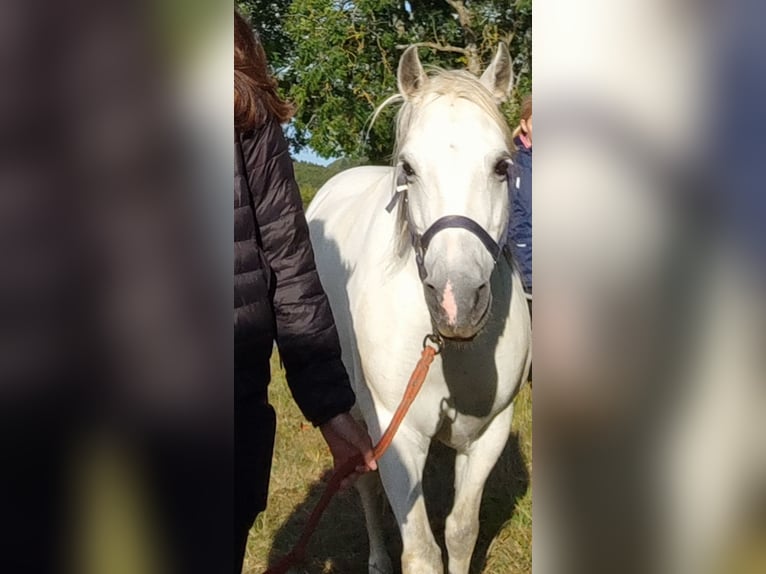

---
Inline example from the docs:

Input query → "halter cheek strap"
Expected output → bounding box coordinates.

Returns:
[386,164,513,281]
[384,172,409,213]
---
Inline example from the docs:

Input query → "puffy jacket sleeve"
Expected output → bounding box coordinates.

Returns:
[240,118,355,426]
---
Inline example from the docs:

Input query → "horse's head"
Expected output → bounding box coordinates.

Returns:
[392,44,514,341]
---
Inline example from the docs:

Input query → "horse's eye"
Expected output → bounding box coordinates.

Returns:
[402,161,416,177]
[494,159,510,177]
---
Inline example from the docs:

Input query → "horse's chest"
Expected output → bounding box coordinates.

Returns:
[430,374,512,448]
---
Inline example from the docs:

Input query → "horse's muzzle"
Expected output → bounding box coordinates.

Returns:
[423,277,492,341]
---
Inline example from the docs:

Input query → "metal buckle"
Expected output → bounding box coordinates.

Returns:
[423,333,444,354]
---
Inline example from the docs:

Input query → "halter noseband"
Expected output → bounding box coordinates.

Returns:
[385,164,513,281]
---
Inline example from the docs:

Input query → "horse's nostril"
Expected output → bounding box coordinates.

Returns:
[425,282,438,293]
[474,283,489,307]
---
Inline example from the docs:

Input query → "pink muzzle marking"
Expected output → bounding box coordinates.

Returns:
[442,281,458,326]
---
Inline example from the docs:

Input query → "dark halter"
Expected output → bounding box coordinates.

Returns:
[385,163,513,280]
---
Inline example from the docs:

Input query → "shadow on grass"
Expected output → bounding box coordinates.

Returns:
[265,432,529,573]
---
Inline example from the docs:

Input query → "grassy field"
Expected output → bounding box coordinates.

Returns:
[244,353,532,574]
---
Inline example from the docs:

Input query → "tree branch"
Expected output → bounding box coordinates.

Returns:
[445,0,472,30]
[442,0,480,74]
[395,41,469,56]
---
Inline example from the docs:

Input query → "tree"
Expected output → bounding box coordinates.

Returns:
[237,0,531,163]
[236,0,294,72]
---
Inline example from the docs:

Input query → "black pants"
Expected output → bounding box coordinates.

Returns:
[234,395,276,573]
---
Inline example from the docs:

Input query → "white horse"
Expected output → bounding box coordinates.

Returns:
[306,44,531,574]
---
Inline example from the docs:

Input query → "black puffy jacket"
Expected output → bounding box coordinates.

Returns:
[234,117,354,426]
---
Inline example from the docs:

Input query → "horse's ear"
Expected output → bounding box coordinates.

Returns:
[398,45,428,99]
[480,42,514,103]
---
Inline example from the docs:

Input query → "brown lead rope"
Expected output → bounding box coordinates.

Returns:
[263,334,443,574]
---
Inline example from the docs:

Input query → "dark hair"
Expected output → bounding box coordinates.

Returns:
[234,11,294,130]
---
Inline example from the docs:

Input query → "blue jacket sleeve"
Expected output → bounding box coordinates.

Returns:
[506,157,532,292]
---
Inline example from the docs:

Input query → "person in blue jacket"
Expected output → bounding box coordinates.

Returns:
[507,95,532,296]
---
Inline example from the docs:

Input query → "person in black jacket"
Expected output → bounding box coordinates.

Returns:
[234,11,376,572]
[507,95,533,296]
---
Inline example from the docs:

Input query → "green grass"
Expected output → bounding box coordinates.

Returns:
[244,353,532,573]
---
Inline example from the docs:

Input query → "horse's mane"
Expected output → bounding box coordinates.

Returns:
[369,67,513,266]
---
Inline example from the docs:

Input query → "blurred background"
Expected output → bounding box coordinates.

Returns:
[534,1,766,573]
[0,1,232,572]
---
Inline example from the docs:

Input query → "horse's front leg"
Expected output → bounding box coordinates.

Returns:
[377,423,443,574]
[356,470,394,574]
[446,405,514,574]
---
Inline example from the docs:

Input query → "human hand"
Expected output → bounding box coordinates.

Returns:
[319,412,377,489]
